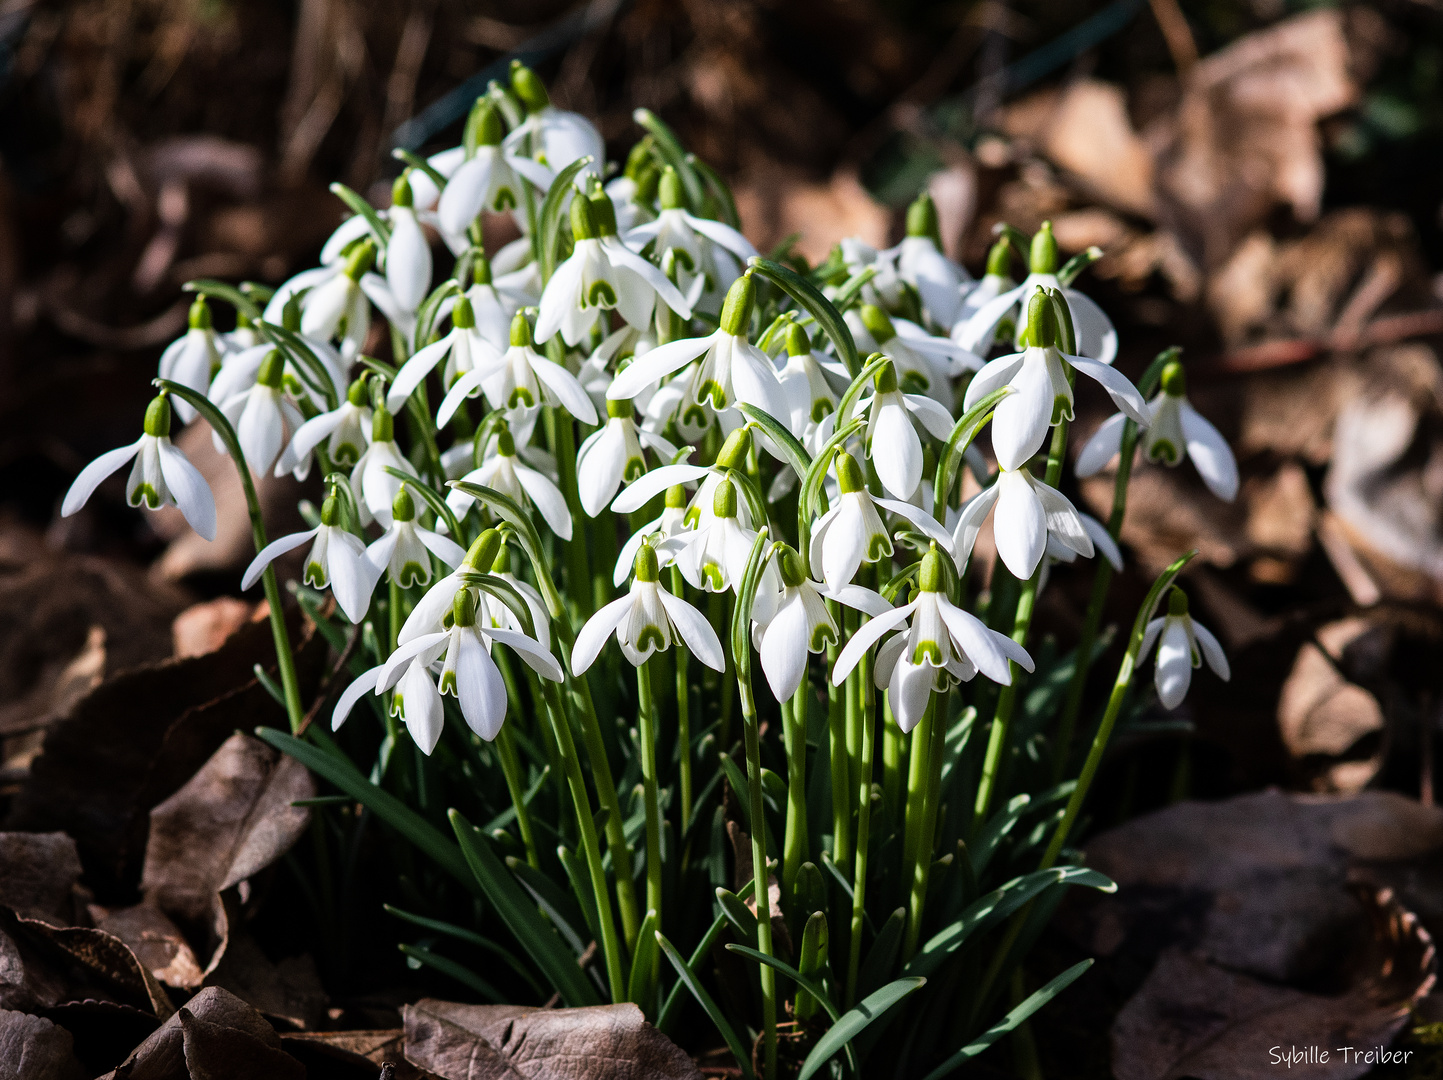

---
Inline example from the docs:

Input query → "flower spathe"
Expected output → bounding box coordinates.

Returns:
[1140,587,1230,710]
[60,394,216,541]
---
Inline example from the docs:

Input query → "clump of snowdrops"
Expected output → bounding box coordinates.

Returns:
[63,61,1239,1079]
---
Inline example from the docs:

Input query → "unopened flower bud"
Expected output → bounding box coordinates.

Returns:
[320,494,342,527]
[985,239,1012,278]
[256,349,286,389]
[372,406,394,443]
[1161,360,1186,397]
[496,427,516,456]
[778,545,807,588]
[873,357,898,394]
[589,189,617,237]
[665,484,688,509]
[860,304,896,345]
[1168,586,1189,617]
[719,273,756,337]
[452,295,476,330]
[1024,291,1057,349]
[905,192,940,244]
[346,376,369,406]
[392,173,414,208]
[470,252,492,287]
[344,238,377,281]
[510,60,550,113]
[452,588,478,628]
[785,321,811,357]
[606,397,632,419]
[1028,220,1057,275]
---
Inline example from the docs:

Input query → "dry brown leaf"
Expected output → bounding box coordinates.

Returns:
[89,903,205,990]
[171,599,263,660]
[282,1029,433,1079]
[99,985,299,1080]
[0,1008,85,1080]
[0,832,85,926]
[733,167,890,265]
[403,999,702,1080]
[179,1005,306,1080]
[206,932,327,1032]
[1037,81,1156,220]
[1277,635,1383,762]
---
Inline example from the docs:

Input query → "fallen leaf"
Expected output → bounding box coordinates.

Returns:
[179,1005,306,1080]
[89,903,205,989]
[734,167,890,266]
[403,999,703,1080]
[0,1008,85,1080]
[1037,81,1156,219]
[282,1030,434,1080]
[99,985,299,1080]
[171,599,263,660]
[1277,634,1383,762]
[0,832,85,926]
[206,932,327,1031]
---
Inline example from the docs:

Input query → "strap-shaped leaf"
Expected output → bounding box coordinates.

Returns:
[391,147,448,193]
[383,467,463,541]
[448,480,564,618]
[657,931,756,1080]
[656,910,728,1034]
[1057,246,1103,287]
[724,943,840,1022]
[633,109,704,211]
[921,960,1093,1080]
[856,906,906,1000]
[413,278,460,353]
[932,386,1011,523]
[730,526,772,703]
[796,976,927,1080]
[626,910,659,1007]
[384,904,544,995]
[687,152,740,229]
[398,944,505,1002]
[748,257,860,377]
[182,279,262,323]
[255,728,478,893]
[835,353,891,430]
[722,466,768,534]
[830,265,878,312]
[449,809,601,1006]
[537,156,594,282]
[737,403,811,484]
[330,182,391,246]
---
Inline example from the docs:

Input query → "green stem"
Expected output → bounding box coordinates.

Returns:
[845,642,876,1006]
[831,656,853,867]
[540,679,628,1002]
[636,660,664,920]
[671,565,693,831]
[741,686,777,1080]
[905,689,948,960]
[548,406,592,619]
[900,698,936,959]
[388,579,403,654]
[495,726,540,869]
[782,684,808,920]
[881,707,905,832]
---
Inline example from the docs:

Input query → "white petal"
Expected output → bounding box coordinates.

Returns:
[534,254,585,344]
[571,595,634,674]
[957,283,1027,352]
[993,471,1047,580]
[1032,480,1093,558]
[1075,412,1128,477]
[417,527,467,568]
[387,333,456,413]
[683,212,758,260]
[824,583,896,619]
[514,464,573,540]
[604,239,692,318]
[1067,355,1150,426]
[327,531,379,623]
[156,438,218,541]
[530,358,598,424]
[1081,515,1122,571]
[729,340,793,421]
[937,599,1012,684]
[613,517,662,587]
[760,597,810,701]
[889,656,935,733]
[378,631,450,691]
[903,394,957,441]
[487,625,564,681]
[607,334,713,400]
[962,352,1025,412]
[831,602,913,685]
[61,439,142,517]
[455,633,509,741]
[611,462,708,514]
[875,497,956,555]
[951,483,1001,571]
[1062,288,1117,364]
[1139,618,1165,660]
[1155,619,1193,709]
[658,589,725,671]
[332,666,382,730]
[1180,403,1239,502]
[990,354,1053,473]
[386,209,432,312]
[435,367,486,429]
[242,527,320,590]
[1191,619,1231,681]
[871,398,922,500]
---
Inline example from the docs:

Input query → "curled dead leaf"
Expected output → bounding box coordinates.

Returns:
[0,1008,85,1080]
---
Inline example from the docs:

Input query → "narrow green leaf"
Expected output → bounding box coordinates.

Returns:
[796,976,927,1080]
[857,906,906,999]
[449,809,601,1006]
[656,931,756,1080]
[633,109,704,210]
[715,887,758,945]
[921,961,1093,1080]
[259,321,340,410]
[748,257,860,377]
[687,153,740,229]
[737,402,811,484]
[399,943,506,1002]
[830,265,878,311]
[970,793,1030,878]
[834,353,891,430]
[556,845,602,947]
[182,279,262,323]
[391,148,448,192]
[657,910,728,1035]
[448,480,564,618]
[627,910,659,1008]
[725,943,840,1022]
[329,182,391,245]
[1057,247,1103,287]
[384,904,545,995]
[795,910,828,1022]
[538,156,594,281]
[413,278,460,353]
[506,857,590,957]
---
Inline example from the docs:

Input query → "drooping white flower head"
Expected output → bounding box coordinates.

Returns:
[891,193,973,329]
[1075,360,1239,502]
[350,405,418,527]
[389,294,505,418]
[447,423,573,540]
[775,321,846,443]
[613,482,693,587]
[949,238,1016,345]
[286,376,374,473]
[242,490,378,623]
[366,484,467,588]
[301,239,376,359]
[623,166,757,308]
[213,348,307,478]
[952,466,1095,582]
[832,546,1034,732]
[60,393,216,541]
[668,477,763,595]
[384,174,433,315]
[438,311,597,427]
[158,297,223,423]
[576,397,678,517]
[962,289,1149,473]
[1140,587,1230,709]
[571,541,725,673]
[535,188,693,347]
[854,357,956,502]
[852,303,982,407]
[502,61,605,189]
[436,101,528,240]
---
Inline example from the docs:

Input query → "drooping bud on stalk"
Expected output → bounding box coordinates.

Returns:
[452,295,476,330]
[143,394,173,438]
[1168,586,1189,617]
[715,425,753,470]
[713,478,738,520]
[188,297,212,331]
[509,311,532,347]
[570,194,598,242]
[392,484,416,523]
[589,188,618,237]
[905,191,942,247]
[918,543,945,593]
[873,357,898,394]
[510,60,550,113]
[1161,360,1186,397]
[985,238,1012,278]
[344,238,377,281]
[372,406,394,443]
[320,493,342,527]
[452,588,478,628]
[860,304,896,345]
[778,545,807,588]
[785,321,811,357]
[256,349,286,389]
[392,173,414,208]
[462,527,503,571]
[1028,220,1057,275]
[719,272,756,337]
[346,376,368,406]
[633,542,660,583]
[659,166,685,211]
[1024,290,1058,349]
[836,450,866,494]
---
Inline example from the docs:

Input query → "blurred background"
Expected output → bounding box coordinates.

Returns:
[3,1,1443,1071]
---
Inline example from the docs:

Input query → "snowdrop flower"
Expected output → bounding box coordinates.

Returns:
[1140,587,1230,709]
[60,393,216,541]
[956,221,1116,363]
[242,491,377,623]
[614,483,691,587]
[669,478,762,595]
[856,303,981,403]
[572,542,725,673]
[855,358,955,501]
[388,295,504,415]
[158,298,223,422]
[809,451,954,590]
[437,311,597,426]
[287,376,372,471]
[1076,361,1239,502]
[839,238,906,312]
[215,349,307,477]
[576,398,678,516]
[776,322,843,440]
[220,308,262,354]
[502,62,605,186]
[448,424,572,540]
[893,194,972,329]
[301,239,375,358]
[752,545,894,702]
[952,466,1095,581]
[607,272,789,423]
[611,424,757,532]
[950,239,1016,345]
[396,529,503,645]
[488,542,553,653]
[605,150,658,233]
[624,167,757,303]
[535,190,692,347]
[833,546,1034,732]
[436,103,526,240]
[351,406,417,527]
[454,254,526,349]
[366,485,466,588]
[1037,512,1122,596]
[384,175,433,314]
[963,290,1149,473]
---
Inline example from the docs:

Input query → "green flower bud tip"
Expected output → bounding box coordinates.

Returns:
[1029,220,1057,274]
[344,238,377,281]
[471,252,492,286]
[257,349,286,389]
[570,194,598,241]
[452,588,478,628]
[634,542,660,583]
[1168,586,1189,617]
[873,357,898,394]
[659,166,684,211]
[985,238,1012,278]
[719,272,756,337]
[713,478,738,519]
[633,165,660,203]
[451,294,476,330]
[475,102,503,148]
[282,293,302,332]
[372,406,394,442]
[188,297,212,331]
[320,494,341,527]
[510,60,550,112]
[716,425,753,469]
[1161,360,1186,397]
[624,139,652,181]
[143,394,172,438]
[859,303,895,344]
[785,321,811,357]
[392,484,416,522]
[778,545,807,588]
[1025,290,1057,349]
[606,397,632,419]
[490,543,513,574]
[918,544,945,592]
[509,311,532,347]
[496,427,516,456]
[836,450,865,494]
[665,484,688,509]
[392,173,414,208]
[905,192,939,241]
[588,189,618,237]
[463,528,503,570]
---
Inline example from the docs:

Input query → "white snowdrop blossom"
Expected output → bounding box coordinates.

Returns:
[952,466,1095,582]
[855,303,982,404]
[61,394,216,541]
[301,239,375,358]
[366,485,467,588]
[351,406,418,527]
[855,358,956,501]
[383,175,434,315]
[669,477,763,595]
[536,191,692,347]
[572,543,725,673]
[576,398,678,516]
[892,194,972,328]
[436,103,527,239]
[962,291,1149,473]
[286,377,373,471]
[1140,587,1230,710]
[624,167,757,303]
[613,482,692,587]
[1076,361,1239,502]
[448,424,573,540]
[214,349,307,477]
[388,295,504,416]
[775,321,845,441]
[242,492,378,623]
[833,548,1034,733]
[950,239,1016,345]
[502,62,605,187]
[158,298,224,422]
[437,312,597,427]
